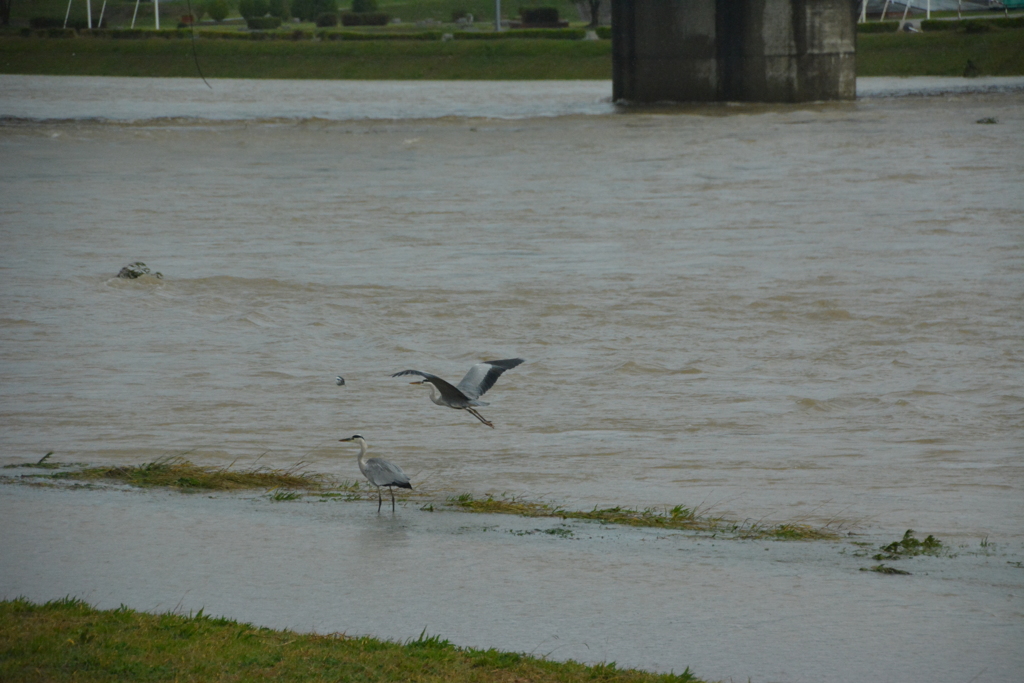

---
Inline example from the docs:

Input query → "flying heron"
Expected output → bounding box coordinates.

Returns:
[339,434,411,512]
[391,358,524,428]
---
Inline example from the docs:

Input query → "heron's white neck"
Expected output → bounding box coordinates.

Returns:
[351,438,368,466]
[424,382,445,406]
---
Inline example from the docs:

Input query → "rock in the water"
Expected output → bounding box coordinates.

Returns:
[118,262,162,279]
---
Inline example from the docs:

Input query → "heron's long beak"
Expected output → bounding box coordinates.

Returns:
[339,437,352,442]
[410,380,424,385]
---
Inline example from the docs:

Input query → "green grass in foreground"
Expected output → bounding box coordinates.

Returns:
[0,597,702,683]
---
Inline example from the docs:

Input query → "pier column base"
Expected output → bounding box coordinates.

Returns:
[612,0,857,103]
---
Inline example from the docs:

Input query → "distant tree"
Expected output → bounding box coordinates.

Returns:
[292,0,335,22]
[585,0,601,27]
[206,0,229,21]
[350,0,376,11]
[0,0,12,27]
[238,0,269,18]
[268,0,289,19]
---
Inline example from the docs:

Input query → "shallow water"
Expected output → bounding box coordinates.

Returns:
[1,76,1023,681]
[2,483,1022,683]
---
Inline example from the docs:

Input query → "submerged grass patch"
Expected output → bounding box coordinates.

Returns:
[861,564,912,575]
[0,597,703,683]
[7,458,836,540]
[42,456,330,492]
[446,493,839,541]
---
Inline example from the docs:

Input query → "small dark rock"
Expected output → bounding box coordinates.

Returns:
[118,262,162,279]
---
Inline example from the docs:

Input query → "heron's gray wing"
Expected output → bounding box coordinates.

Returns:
[456,358,524,400]
[391,369,439,380]
[392,369,468,404]
[365,457,412,488]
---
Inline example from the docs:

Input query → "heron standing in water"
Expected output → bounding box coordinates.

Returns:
[339,434,411,512]
[391,358,524,428]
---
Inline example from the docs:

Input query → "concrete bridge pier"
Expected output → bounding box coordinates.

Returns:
[611,0,857,103]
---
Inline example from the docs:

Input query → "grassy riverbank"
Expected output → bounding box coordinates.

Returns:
[1,28,1023,78]
[0,597,702,682]
[0,34,613,78]
[857,27,1024,76]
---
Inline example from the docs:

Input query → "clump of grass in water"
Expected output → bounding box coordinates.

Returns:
[0,597,705,683]
[447,494,837,540]
[2,452,64,470]
[47,456,328,492]
[872,529,944,561]
[861,564,912,575]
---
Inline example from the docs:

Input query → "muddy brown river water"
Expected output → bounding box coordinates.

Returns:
[1,75,1022,682]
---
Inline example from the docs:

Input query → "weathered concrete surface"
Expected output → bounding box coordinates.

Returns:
[612,0,857,103]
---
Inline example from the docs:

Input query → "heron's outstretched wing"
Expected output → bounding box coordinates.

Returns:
[391,369,468,403]
[456,358,524,400]
[364,457,412,489]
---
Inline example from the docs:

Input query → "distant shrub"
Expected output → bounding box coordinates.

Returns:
[318,29,441,39]
[340,11,388,25]
[350,0,377,12]
[520,7,559,24]
[856,21,899,33]
[920,19,958,31]
[29,17,64,28]
[315,12,338,26]
[291,0,336,22]
[206,0,229,21]
[962,20,992,33]
[454,28,585,39]
[109,28,148,38]
[246,15,282,29]
[922,16,1023,32]
[239,0,269,19]
[595,25,611,39]
[992,16,1024,28]
[268,0,290,20]
[452,8,469,22]
[31,17,103,30]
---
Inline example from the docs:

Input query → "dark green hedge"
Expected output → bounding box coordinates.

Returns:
[11,26,593,41]
[520,8,560,23]
[922,16,1024,31]
[340,11,390,26]
[857,21,899,33]
[246,16,283,29]
[456,28,586,39]
[318,30,442,40]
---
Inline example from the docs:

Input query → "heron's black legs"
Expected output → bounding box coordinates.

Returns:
[375,486,398,513]
[466,407,494,428]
